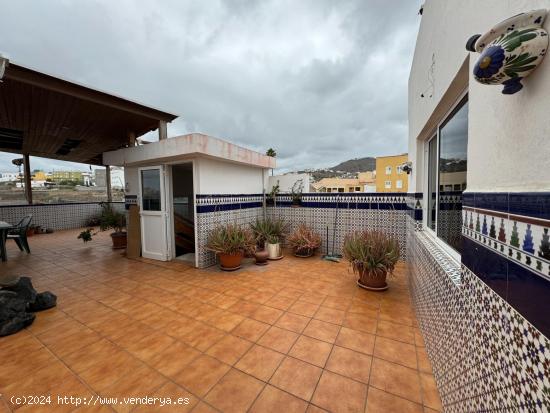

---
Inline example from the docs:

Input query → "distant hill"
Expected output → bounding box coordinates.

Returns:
[291,157,377,182]
[330,157,376,173]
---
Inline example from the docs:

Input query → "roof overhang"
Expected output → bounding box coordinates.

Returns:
[0,57,178,165]
[103,133,276,169]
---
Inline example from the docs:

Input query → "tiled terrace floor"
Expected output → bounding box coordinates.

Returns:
[0,229,442,413]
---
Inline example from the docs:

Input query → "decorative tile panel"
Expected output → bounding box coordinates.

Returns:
[407,215,550,412]
[0,202,124,231]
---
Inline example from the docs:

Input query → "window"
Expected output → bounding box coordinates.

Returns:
[384,180,391,189]
[385,166,392,175]
[141,169,161,211]
[355,186,361,192]
[338,188,344,193]
[397,166,403,175]
[396,180,403,189]
[348,187,354,192]
[326,188,332,193]
[426,95,468,253]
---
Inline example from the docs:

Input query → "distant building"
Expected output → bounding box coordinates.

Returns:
[375,154,408,192]
[51,170,84,183]
[312,172,376,193]
[0,172,19,183]
[93,167,125,189]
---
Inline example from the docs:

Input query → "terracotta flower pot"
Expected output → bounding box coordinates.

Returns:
[254,249,269,265]
[111,232,127,249]
[357,270,388,291]
[219,251,244,270]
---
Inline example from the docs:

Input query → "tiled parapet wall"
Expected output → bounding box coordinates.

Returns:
[0,202,125,231]
[195,194,264,268]
[407,219,550,412]
[268,193,424,260]
[462,192,550,337]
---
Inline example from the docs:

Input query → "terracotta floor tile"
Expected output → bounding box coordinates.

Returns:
[209,294,240,309]
[173,354,230,397]
[302,319,341,343]
[133,381,198,412]
[79,351,144,392]
[414,328,425,347]
[250,305,284,324]
[204,369,264,413]
[311,370,367,413]
[322,296,350,311]
[232,318,270,341]
[275,313,310,333]
[235,344,285,381]
[147,341,201,378]
[62,339,121,374]
[206,334,253,365]
[265,295,295,311]
[373,336,418,369]
[277,288,304,300]
[335,327,375,355]
[299,293,327,306]
[325,346,372,383]
[229,300,260,317]
[376,320,415,344]
[342,313,377,334]
[191,402,220,413]
[365,387,423,413]
[249,385,308,413]
[370,358,422,404]
[125,332,176,362]
[420,373,442,411]
[416,347,433,373]
[269,357,322,401]
[314,307,345,325]
[258,326,299,353]
[289,336,332,367]
[288,301,320,317]
[245,290,275,304]
[207,312,245,332]
[182,324,226,351]
[305,405,328,413]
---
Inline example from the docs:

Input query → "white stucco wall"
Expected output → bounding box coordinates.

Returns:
[196,157,268,194]
[409,0,550,192]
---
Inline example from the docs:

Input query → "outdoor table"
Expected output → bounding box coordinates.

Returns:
[0,221,13,262]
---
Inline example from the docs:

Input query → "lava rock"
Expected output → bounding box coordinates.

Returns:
[29,292,57,312]
[3,277,37,303]
[0,293,35,336]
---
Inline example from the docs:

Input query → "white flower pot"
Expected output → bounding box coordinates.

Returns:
[266,243,280,259]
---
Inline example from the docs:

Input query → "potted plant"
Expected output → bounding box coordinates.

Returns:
[343,230,400,291]
[290,179,304,207]
[266,181,280,207]
[287,224,321,257]
[206,223,255,271]
[99,203,127,249]
[250,218,287,260]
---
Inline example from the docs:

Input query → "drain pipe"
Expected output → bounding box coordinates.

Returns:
[262,169,267,220]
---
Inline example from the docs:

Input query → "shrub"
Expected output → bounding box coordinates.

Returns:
[207,223,255,255]
[287,224,321,255]
[250,218,287,248]
[343,230,400,281]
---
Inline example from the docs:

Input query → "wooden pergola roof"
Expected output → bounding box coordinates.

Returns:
[0,59,178,165]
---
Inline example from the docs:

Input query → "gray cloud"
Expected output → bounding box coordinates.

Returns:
[0,0,421,173]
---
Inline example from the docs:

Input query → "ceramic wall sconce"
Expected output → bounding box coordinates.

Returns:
[466,9,548,94]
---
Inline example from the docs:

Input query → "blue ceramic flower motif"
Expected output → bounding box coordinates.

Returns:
[474,45,506,78]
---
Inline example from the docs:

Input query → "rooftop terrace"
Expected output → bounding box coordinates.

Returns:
[0,229,441,413]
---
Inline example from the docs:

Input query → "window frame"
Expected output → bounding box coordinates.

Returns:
[422,91,468,263]
[384,180,392,189]
[385,166,392,175]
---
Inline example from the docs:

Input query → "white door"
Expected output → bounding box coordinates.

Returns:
[139,166,169,260]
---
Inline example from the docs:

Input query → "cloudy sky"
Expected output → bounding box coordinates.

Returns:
[0,0,421,173]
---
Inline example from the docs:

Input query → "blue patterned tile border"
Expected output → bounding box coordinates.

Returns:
[196,194,263,213]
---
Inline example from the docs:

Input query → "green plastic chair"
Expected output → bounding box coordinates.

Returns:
[7,215,32,253]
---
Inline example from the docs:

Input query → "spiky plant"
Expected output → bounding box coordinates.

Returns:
[343,230,400,284]
[287,224,321,256]
[206,224,256,256]
[250,218,288,248]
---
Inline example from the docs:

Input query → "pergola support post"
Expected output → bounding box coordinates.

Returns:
[158,120,167,141]
[23,153,32,205]
[106,165,112,203]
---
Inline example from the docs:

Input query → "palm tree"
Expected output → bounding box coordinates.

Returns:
[266,148,276,175]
